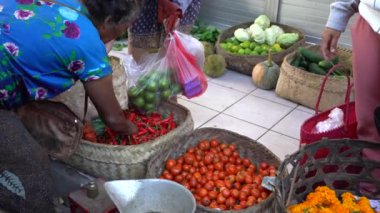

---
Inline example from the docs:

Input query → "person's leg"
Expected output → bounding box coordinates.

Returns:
[351,15,380,143]
[0,110,54,212]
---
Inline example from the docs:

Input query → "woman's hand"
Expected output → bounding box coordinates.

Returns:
[83,75,137,135]
[320,27,342,60]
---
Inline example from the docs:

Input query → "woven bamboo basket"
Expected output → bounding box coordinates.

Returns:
[146,128,281,213]
[215,22,305,75]
[64,100,194,180]
[274,138,380,212]
[275,45,353,112]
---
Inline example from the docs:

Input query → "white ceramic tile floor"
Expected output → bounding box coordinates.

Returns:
[177,70,311,161]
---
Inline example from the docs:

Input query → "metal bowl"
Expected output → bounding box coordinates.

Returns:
[104,179,196,213]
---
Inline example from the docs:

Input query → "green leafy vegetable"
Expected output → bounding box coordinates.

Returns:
[191,20,221,44]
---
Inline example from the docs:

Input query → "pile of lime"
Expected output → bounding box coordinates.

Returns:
[128,71,182,113]
[220,37,283,56]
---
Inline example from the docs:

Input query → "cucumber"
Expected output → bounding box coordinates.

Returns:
[300,58,309,69]
[299,47,324,63]
[318,60,334,70]
[290,54,302,67]
[308,63,326,75]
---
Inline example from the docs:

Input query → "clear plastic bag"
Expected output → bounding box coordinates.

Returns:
[125,30,207,113]
[166,31,207,98]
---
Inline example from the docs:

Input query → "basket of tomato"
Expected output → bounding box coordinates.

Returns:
[146,128,281,212]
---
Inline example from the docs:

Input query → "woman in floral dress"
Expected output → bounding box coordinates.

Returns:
[0,0,142,211]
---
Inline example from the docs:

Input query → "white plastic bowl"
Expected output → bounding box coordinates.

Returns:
[104,179,196,213]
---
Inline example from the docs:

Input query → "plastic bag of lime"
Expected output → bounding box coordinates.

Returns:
[128,70,182,114]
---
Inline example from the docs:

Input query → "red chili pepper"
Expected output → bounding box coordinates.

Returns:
[105,128,117,145]
[128,112,136,121]
[137,129,148,136]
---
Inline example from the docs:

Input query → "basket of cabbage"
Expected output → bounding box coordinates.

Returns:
[216,15,305,75]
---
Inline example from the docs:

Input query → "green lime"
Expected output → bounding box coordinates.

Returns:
[249,42,257,50]
[128,86,140,98]
[220,43,228,50]
[171,84,182,94]
[260,50,268,55]
[161,90,172,100]
[230,37,240,45]
[144,91,156,103]
[250,51,259,55]
[237,48,245,55]
[146,81,158,92]
[230,45,240,53]
[133,97,145,109]
[144,103,155,112]
[254,46,262,54]
[244,49,252,55]
[239,41,251,49]
[158,78,171,90]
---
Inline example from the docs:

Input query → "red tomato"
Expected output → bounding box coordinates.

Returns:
[209,190,218,200]
[223,148,232,156]
[251,188,260,197]
[187,147,195,154]
[213,156,220,164]
[245,175,253,184]
[242,158,251,167]
[232,151,239,158]
[216,194,226,204]
[189,167,196,174]
[218,171,226,179]
[193,172,202,181]
[214,162,224,171]
[226,174,236,183]
[204,181,215,191]
[182,182,191,190]
[163,173,173,180]
[197,188,208,198]
[257,197,263,203]
[228,144,236,152]
[219,143,227,150]
[236,172,245,183]
[228,157,236,164]
[204,154,213,165]
[239,191,248,201]
[249,164,257,173]
[182,164,191,172]
[225,197,236,208]
[201,196,211,207]
[247,196,257,205]
[233,205,243,210]
[170,165,182,176]
[174,174,184,183]
[207,164,214,171]
[236,165,244,172]
[260,161,269,170]
[240,200,247,209]
[210,139,219,148]
[231,189,240,199]
[221,188,231,198]
[199,166,207,175]
[221,155,229,163]
[215,180,226,188]
[209,201,218,208]
[261,191,269,199]
[218,204,227,210]
[226,165,237,175]
[235,157,242,165]
[165,159,176,170]
[225,180,233,189]
[177,157,184,165]
[233,182,242,190]
[184,154,195,165]
[241,185,251,195]
[189,177,197,188]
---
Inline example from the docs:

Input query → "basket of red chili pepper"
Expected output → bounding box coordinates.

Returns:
[64,100,194,180]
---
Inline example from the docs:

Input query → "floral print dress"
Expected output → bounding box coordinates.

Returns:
[0,0,112,109]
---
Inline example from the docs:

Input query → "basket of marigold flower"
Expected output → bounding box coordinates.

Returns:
[273,138,380,213]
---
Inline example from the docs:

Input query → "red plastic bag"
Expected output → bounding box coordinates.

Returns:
[300,64,358,158]
[166,31,207,98]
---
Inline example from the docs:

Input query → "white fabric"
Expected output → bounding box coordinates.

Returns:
[359,2,380,33]
[361,0,380,10]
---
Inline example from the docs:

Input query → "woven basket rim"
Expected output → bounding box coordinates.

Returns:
[216,22,306,59]
[80,100,191,149]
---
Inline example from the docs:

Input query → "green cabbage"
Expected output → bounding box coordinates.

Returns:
[254,15,270,30]
[249,24,266,44]
[233,28,250,42]
[276,33,299,48]
[265,28,276,46]
[269,25,284,38]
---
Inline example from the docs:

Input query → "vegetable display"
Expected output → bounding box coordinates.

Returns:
[219,14,300,56]
[288,186,375,213]
[160,139,276,210]
[128,71,182,113]
[83,110,177,145]
[291,47,349,76]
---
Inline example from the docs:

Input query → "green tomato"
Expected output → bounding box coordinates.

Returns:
[161,90,172,100]
[146,81,158,92]
[158,78,171,90]
[144,91,156,103]
[128,86,140,98]
[133,97,145,109]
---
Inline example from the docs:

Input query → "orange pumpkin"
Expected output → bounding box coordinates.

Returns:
[252,51,280,90]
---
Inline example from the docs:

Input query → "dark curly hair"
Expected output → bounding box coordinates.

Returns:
[82,0,144,26]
